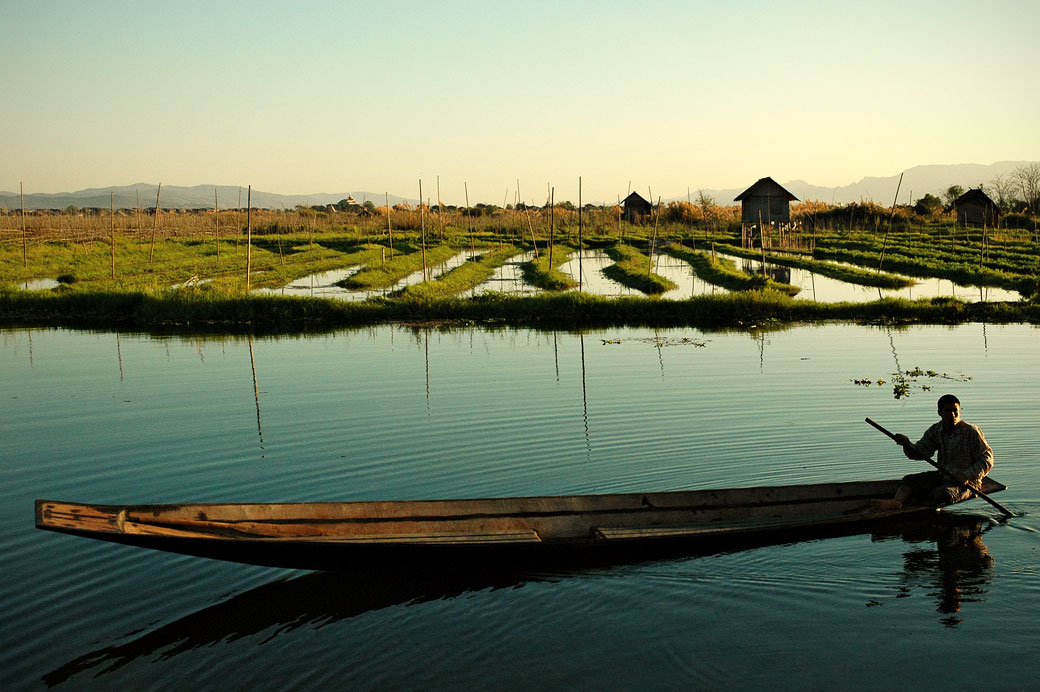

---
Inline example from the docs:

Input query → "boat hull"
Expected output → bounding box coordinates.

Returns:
[35,477,1007,570]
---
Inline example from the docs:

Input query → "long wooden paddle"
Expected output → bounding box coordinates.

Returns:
[865,417,1014,517]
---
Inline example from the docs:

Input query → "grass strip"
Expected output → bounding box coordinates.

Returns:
[336,244,458,289]
[395,245,524,299]
[602,244,678,295]
[5,288,1038,334]
[715,244,913,289]
[664,246,800,296]
[521,245,578,290]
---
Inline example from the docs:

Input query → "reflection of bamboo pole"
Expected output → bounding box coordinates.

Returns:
[580,332,590,458]
[249,336,265,458]
[116,333,124,381]
[149,183,161,263]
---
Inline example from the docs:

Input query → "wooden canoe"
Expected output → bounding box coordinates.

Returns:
[35,477,1007,570]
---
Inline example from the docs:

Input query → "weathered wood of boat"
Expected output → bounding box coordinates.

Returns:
[35,477,1007,570]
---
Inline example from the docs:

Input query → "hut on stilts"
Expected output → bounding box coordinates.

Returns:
[734,177,798,249]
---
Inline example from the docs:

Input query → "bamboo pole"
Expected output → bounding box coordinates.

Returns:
[437,176,443,242]
[245,185,252,291]
[21,182,26,268]
[617,195,622,241]
[419,179,428,281]
[687,188,696,251]
[149,183,161,263]
[518,180,539,258]
[465,182,474,254]
[214,188,220,259]
[548,187,555,267]
[648,194,661,275]
[578,176,583,291]
[385,192,393,260]
[110,191,116,279]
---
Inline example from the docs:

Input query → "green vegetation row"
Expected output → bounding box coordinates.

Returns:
[602,244,677,295]
[663,245,800,296]
[714,244,913,289]
[338,243,457,289]
[521,245,577,290]
[4,288,1039,334]
[395,245,523,300]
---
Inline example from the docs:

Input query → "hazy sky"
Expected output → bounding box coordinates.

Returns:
[3,0,1038,204]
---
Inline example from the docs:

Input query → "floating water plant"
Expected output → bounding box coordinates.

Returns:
[851,366,972,399]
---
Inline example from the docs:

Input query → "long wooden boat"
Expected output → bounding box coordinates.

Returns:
[36,477,1007,570]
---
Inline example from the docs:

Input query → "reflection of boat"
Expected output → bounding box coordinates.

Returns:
[43,510,999,685]
[35,477,1006,570]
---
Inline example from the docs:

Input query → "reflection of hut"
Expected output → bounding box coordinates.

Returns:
[955,189,999,227]
[734,177,798,225]
[622,192,653,223]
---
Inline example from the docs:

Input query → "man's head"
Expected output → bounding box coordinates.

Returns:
[937,394,962,429]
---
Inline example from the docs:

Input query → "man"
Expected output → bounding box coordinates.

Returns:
[873,394,993,511]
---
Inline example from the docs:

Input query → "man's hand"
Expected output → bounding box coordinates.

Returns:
[893,433,911,446]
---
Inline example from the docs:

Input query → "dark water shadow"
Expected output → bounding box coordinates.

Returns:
[43,510,996,687]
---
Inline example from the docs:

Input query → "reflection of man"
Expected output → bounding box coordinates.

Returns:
[874,394,993,511]
[897,516,995,626]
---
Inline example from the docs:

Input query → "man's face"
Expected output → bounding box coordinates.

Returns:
[939,402,962,428]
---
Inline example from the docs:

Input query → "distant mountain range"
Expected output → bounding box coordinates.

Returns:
[2,162,1033,210]
[0,185,410,211]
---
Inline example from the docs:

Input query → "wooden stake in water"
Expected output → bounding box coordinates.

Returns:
[149,183,161,263]
[245,185,252,291]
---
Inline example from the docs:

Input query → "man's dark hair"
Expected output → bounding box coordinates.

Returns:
[937,394,961,410]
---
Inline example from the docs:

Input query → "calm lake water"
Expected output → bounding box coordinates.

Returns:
[3,323,1039,691]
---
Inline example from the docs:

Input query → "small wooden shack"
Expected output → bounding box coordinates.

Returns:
[955,189,999,227]
[734,177,798,225]
[622,192,653,223]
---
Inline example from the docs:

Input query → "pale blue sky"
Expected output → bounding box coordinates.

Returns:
[3,0,1038,204]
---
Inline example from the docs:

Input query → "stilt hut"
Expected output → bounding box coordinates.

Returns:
[955,189,999,227]
[734,177,798,224]
[622,192,653,224]
[734,177,798,248]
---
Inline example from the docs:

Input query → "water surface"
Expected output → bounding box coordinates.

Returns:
[3,324,1038,691]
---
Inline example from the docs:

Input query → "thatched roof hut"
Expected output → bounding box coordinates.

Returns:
[955,189,999,227]
[622,191,653,223]
[734,177,798,224]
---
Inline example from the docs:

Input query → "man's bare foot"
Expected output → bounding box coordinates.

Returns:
[871,498,903,511]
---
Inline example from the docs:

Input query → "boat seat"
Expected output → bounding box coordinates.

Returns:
[595,524,746,540]
[321,529,543,545]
